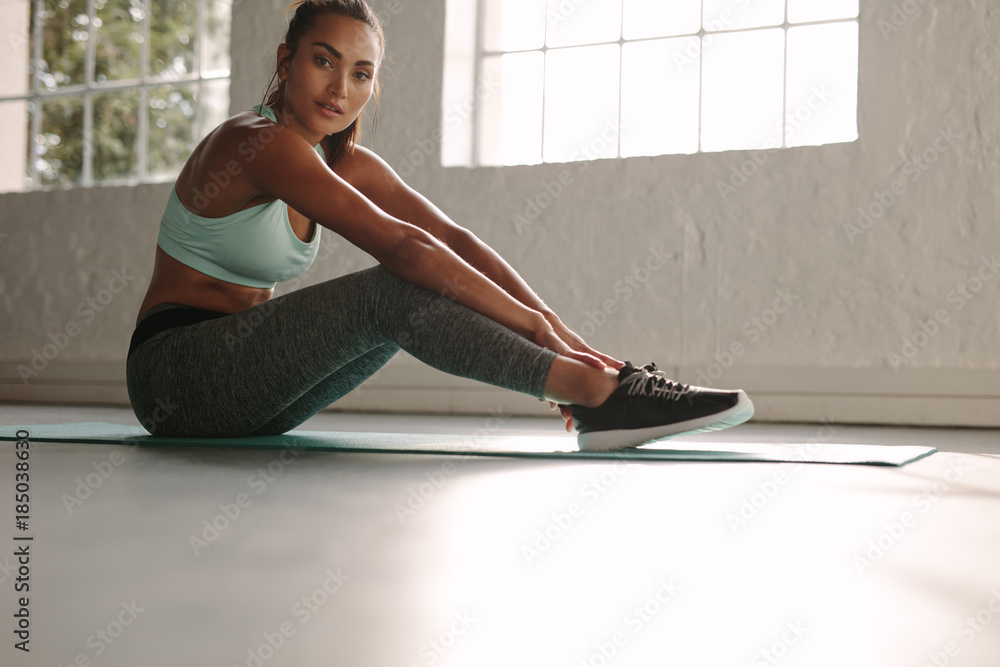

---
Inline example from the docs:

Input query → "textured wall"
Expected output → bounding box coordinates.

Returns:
[1,0,997,420]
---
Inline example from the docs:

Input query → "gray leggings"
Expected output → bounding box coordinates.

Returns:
[126,265,557,437]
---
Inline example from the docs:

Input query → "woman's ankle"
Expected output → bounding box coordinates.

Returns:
[543,358,619,407]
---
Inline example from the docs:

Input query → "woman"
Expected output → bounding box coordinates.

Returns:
[127,0,753,451]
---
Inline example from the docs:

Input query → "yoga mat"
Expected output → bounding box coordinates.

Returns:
[0,422,936,465]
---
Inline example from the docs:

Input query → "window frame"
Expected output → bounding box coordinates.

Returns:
[449,0,858,167]
[0,0,232,191]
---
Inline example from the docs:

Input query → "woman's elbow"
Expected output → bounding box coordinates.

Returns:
[379,229,438,276]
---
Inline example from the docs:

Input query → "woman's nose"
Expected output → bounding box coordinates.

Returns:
[329,71,348,98]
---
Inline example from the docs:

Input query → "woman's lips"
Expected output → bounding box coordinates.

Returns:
[317,102,343,118]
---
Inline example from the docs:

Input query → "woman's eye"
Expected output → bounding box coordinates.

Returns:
[355,72,371,81]
[315,56,331,67]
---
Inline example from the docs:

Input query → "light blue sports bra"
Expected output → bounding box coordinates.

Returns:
[156,104,323,289]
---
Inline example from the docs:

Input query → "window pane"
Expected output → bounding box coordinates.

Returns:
[200,78,231,137]
[203,0,233,75]
[150,0,197,79]
[37,96,84,187]
[788,0,859,23]
[701,28,784,152]
[703,0,784,32]
[786,22,858,147]
[543,44,620,163]
[93,89,139,181]
[0,101,29,192]
[621,38,699,157]
[148,84,197,177]
[546,0,622,49]
[483,0,546,52]
[479,55,541,166]
[478,55,503,165]
[41,0,89,88]
[95,0,144,82]
[497,51,543,165]
[623,0,700,40]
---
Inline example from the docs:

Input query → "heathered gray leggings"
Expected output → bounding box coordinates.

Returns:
[126,265,557,437]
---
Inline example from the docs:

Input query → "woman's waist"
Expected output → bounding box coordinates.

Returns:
[128,303,232,361]
[136,287,269,324]
[138,251,273,323]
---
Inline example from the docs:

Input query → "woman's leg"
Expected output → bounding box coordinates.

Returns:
[127,266,562,436]
[247,343,398,435]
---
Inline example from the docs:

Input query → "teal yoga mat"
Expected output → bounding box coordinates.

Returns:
[0,422,936,465]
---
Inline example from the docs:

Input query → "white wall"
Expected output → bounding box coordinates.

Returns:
[1,0,997,425]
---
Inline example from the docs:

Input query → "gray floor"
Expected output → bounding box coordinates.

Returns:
[2,403,999,666]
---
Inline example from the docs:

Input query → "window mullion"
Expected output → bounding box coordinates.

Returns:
[82,0,97,187]
[31,0,42,97]
[195,0,205,137]
[616,1,624,159]
[138,0,151,180]
[471,0,485,166]
[82,91,93,187]
[539,1,548,164]
[697,0,704,153]
[781,0,789,148]
[141,0,151,81]
[138,87,148,181]
[29,0,44,187]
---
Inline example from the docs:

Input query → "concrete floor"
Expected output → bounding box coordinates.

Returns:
[1,403,999,666]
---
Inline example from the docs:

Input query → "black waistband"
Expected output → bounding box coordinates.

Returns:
[127,306,229,360]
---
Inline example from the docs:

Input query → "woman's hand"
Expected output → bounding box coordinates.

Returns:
[544,312,623,370]
[531,321,605,369]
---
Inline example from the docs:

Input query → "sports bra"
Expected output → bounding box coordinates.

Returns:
[155,104,323,289]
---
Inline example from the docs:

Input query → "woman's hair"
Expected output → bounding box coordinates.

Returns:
[262,0,385,167]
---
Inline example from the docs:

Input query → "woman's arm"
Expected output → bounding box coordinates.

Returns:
[245,126,602,367]
[337,147,548,307]
[336,146,622,368]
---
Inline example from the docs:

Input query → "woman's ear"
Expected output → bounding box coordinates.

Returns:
[276,43,291,81]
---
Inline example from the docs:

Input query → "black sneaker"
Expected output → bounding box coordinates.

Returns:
[570,361,754,451]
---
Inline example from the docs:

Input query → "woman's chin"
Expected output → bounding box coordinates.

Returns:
[316,118,353,136]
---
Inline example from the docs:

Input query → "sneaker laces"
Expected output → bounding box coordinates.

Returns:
[642,362,670,379]
[621,364,690,401]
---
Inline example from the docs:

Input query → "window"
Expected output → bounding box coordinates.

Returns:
[442,0,859,167]
[0,0,232,193]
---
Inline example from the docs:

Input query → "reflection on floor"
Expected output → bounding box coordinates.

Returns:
[1,403,999,667]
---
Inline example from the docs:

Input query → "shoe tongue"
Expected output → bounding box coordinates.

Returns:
[618,361,639,381]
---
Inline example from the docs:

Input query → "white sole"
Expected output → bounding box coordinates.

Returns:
[576,390,755,452]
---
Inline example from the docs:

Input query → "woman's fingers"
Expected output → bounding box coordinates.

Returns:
[550,321,623,369]
[533,323,611,371]
[582,346,623,370]
[573,338,623,369]
[559,404,573,432]
[564,348,607,370]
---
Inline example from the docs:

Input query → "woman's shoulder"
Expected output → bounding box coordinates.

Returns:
[175,111,294,213]
[207,110,287,154]
[329,143,390,182]
[184,110,326,188]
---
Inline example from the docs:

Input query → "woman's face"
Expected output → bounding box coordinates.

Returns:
[277,13,380,142]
